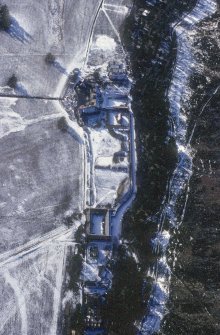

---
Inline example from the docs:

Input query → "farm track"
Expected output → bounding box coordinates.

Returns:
[0,93,62,100]
[0,226,75,271]
[84,0,104,66]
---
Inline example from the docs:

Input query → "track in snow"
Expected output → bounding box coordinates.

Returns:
[0,226,75,271]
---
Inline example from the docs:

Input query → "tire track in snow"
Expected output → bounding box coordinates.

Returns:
[84,0,129,67]
[4,271,28,335]
[84,0,104,67]
[102,7,122,42]
[0,226,74,271]
[50,245,67,335]
[104,3,129,15]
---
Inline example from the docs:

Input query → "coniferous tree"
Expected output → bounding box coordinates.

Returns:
[45,52,56,64]
[7,74,17,88]
[0,5,11,30]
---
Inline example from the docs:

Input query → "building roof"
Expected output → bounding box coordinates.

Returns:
[121,115,129,127]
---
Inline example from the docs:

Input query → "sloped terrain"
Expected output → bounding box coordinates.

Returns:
[163,10,220,334]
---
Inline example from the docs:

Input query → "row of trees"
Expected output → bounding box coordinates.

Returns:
[0,6,79,90]
[5,52,56,89]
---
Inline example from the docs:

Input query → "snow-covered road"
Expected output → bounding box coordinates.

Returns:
[111,107,137,240]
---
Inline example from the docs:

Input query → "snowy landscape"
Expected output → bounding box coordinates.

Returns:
[0,1,134,334]
[0,0,219,334]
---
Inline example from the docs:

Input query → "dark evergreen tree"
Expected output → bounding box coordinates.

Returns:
[57,116,67,132]
[45,52,56,64]
[0,5,11,30]
[7,74,17,89]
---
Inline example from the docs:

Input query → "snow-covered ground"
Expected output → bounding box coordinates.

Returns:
[0,98,84,253]
[0,93,84,333]
[86,111,130,208]
[95,169,129,207]
[91,128,121,158]
[0,0,104,97]
[0,0,134,333]
[0,0,132,98]
[0,234,74,335]
[85,0,132,68]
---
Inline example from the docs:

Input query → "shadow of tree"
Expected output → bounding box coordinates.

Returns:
[15,83,29,96]
[53,61,68,75]
[67,126,84,144]
[6,17,32,43]
[57,117,84,145]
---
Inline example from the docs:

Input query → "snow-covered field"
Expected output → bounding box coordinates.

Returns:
[0,241,69,335]
[0,0,132,98]
[0,98,84,253]
[0,93,84,333]
[0,0,102,97]
[0,0,133,333]
[0,221,78,335]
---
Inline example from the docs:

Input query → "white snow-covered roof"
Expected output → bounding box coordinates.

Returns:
[107,112,118,126]
[121,115,129,127]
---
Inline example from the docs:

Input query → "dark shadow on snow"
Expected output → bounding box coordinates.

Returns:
[15,83,29,96]
[67,126,84,145]
[6,17,32,43]
[53,61,68,76]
